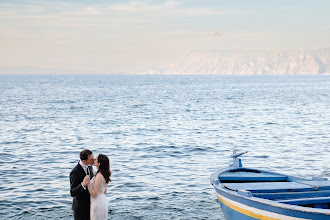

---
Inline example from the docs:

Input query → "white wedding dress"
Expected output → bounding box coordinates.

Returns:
[90,177,108,220]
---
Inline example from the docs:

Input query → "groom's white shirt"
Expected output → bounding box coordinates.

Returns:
[79,161,89,174]
[79,160,89,190]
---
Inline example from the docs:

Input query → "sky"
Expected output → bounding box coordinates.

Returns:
[0,0,330,74]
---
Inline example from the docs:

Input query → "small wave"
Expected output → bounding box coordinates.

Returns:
[254,155,269,158]
[265,122,278,125]
[131,104,147,108]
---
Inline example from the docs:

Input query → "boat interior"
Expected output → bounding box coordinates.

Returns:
[219,169,330,209]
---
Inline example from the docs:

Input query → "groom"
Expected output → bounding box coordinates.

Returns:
[70,149,95,220]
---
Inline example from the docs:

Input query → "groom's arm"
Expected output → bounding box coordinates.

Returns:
[70,171,86,197]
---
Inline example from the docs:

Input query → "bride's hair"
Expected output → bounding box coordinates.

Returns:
[97,154,111,183]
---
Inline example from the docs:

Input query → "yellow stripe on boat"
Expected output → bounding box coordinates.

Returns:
[216,192,310,220]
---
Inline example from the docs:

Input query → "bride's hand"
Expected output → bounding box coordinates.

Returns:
[82,175,90,187]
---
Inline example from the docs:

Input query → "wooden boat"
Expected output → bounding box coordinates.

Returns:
[210,151,330,219]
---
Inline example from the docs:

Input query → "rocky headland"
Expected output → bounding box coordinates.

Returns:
[150,48,330,74]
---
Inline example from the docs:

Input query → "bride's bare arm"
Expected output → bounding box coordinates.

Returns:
[87,174,103,198]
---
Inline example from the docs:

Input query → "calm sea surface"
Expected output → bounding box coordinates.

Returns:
[0,74,330,219]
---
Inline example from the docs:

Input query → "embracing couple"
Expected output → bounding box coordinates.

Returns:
[70,150,111,220]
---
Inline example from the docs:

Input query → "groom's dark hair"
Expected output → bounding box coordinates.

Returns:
[80,149,92,161]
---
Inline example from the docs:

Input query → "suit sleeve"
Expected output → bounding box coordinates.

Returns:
[70,170,85,197]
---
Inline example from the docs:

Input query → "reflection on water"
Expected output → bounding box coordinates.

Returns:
[0,75,329,219]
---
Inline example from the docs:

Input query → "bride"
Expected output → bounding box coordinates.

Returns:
[87,154,111,220]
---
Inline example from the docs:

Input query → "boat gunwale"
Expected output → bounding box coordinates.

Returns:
[211,167,330,215]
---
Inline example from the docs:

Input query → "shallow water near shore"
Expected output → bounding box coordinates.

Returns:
[0,74,329,219]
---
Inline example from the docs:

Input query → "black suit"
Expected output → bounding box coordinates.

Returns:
[70,162,94,220]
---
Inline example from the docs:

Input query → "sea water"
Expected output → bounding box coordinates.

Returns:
[0,74,329,219]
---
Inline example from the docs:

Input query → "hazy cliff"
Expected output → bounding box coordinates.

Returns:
[152,48,330,74]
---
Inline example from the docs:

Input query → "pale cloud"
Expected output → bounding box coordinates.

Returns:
[181,8,251,16]
[102,2,178,16]
[181,8,222,16]
[165,1,179,7]
[22,7,44,14]
[108,2,143,13]
[0,1,252,20]
[1,1,252,32]
[207,32,222,37]
[83,7,104,15]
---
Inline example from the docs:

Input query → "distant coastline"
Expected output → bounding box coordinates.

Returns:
[1,48,330,75]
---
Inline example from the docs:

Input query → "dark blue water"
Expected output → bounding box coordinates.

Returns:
[0,74,329,219]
